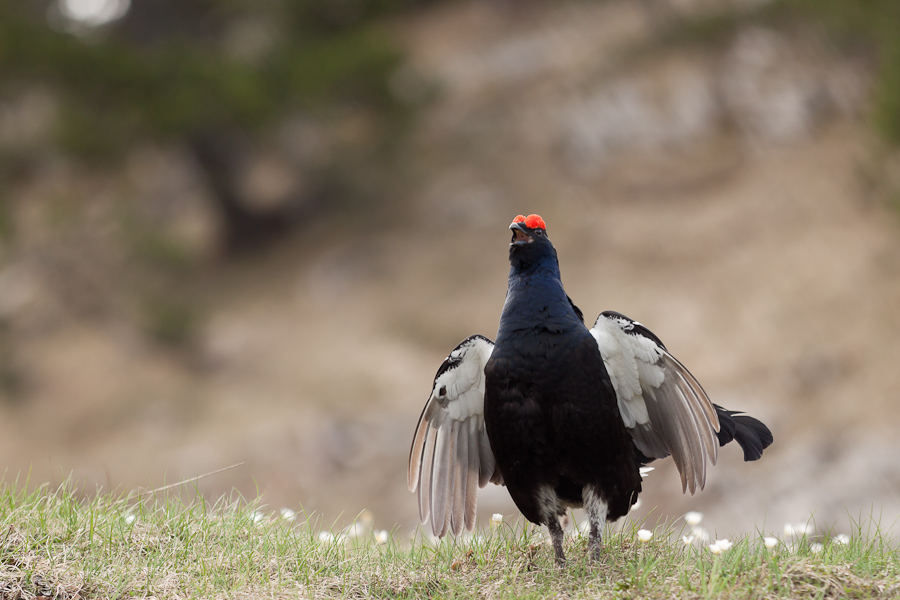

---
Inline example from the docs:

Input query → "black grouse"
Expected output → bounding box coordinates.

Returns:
[408,214,773,565]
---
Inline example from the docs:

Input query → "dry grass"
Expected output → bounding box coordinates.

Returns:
[0,482,898,599]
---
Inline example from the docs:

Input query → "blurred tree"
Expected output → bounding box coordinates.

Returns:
[0,0,432,252]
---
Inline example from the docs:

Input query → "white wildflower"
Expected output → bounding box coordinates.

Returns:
[251,510,266,524]
[784,522,812,538]
[835,533,850,545]
[682,534,696,545]
[374,530,389,544]
[124,514,136,525]
[637,529,653,542]
[684,511,703,527]
[810,542,824,553]
[491,513,503,527]
[639,466,655,478]
[574,519,589,537]
[690,527,710,543]
[763,537,779,548]
[318,531,336,543]
[709,539,733,554]
[280,508,296,521]
[345,521,367,539]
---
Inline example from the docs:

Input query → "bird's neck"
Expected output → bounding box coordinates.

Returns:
[497,256,578,340]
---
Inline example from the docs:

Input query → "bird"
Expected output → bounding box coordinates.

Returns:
[408,214,773,566]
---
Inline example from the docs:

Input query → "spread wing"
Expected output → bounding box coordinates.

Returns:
[408,335,502,537]
[590,311,720,494]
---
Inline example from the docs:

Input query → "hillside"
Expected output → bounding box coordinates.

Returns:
[0,0,899,541]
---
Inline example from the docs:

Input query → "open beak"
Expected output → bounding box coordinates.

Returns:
[509,222,534,246]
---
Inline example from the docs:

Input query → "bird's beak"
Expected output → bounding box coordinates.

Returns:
[509,222,534,246]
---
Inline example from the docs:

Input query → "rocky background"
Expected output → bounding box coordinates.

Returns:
[1,0,899,540]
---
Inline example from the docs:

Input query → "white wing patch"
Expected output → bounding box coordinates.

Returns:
[590,313,720,494]
[589,323,652,428]
[408,335,502,537]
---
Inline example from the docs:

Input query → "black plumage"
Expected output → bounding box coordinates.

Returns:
[408,214,773,565]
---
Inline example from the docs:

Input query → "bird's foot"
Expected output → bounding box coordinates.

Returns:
[589,538,603,562]
[547,515,567,568]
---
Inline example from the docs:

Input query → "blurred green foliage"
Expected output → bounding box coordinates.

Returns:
[0,0,440,351]
[0,0,428,159]
[141,295,201,347]
[779,0,900,145]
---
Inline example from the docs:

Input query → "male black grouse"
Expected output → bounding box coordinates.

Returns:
[408,214,773,565]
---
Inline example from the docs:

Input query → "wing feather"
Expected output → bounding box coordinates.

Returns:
[430,418,456,536]
[408,335,499,537]
[451,420,469,535]
[591,312,720,494]
[465,419,480,531]
[417,424,437,521]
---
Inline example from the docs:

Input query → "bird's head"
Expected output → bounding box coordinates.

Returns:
[508,214,557,271]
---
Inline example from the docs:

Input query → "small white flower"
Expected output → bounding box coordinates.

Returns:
[763,537,779,548]
[637,529,653,542]
[124,514,136,525]
[280,508,296,521]
[639,466,655,478]
[251,511,266,524]
[574,519,589,536]
[690,527,710,543]
[810,542,824,554]
[709,543,723,554]
[318,531,336,543]
[318,530,349,544]
[682,534,695,545]
[784,522,812,538]
[491,513,503,527]
[835,533,850,545]
[709,539,733,554]
[684,511,703,527]
[374,530,389,544]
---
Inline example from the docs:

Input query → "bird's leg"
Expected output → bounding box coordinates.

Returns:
[588,518,603,561]
[583,487,608,562]
[546,515,567,567]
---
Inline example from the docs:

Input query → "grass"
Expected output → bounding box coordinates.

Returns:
[1,482,898,599]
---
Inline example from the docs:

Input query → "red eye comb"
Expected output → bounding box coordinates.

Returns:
[512,214,546,230]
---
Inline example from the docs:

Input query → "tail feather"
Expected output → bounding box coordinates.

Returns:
[713,404,773,461]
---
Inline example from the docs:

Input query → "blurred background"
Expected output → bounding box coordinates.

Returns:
[1,0,899,539]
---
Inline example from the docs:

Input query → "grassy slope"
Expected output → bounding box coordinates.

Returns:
[1,484,897,599]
